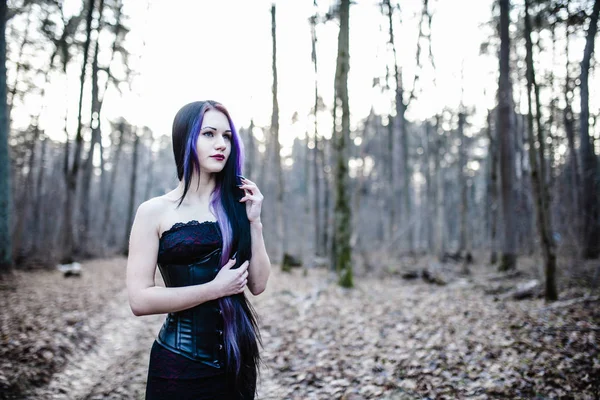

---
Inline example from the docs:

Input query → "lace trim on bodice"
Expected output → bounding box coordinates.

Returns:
[160,220,218,241]
[158,220,222,264]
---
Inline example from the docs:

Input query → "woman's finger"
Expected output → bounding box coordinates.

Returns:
[249,187,262,197]
[238,184,255,196]
[239,195,258,203]
[241,179,262,196]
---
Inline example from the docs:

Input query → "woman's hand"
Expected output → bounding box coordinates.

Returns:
[211,259,249,297]
[238,177,264,224]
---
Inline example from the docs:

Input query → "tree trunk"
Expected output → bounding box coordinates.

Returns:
[352,113,371,249]
[270,4,285,268]
[384,0,398,245]
[525,0,557,301]
[0,0,12,273]
[486,110,499,264]
[334,0,352,287]
[143,131,155,201]
[124,131,140,254]
[458,112,468,254]
[548,22,559,180]
[564,20,580,243]
[245,120,255,180]
[385,0,412,254]
[399,70,411,253]
[310,11,322,258]
[323,139,331,260]
[80,0,106,255]
[32,136,47,254]
[458,112,471,272]
[99,0,124,205]
[497,0,517,271]
[102,122,126,242]
[424,121,433,250]
[579,0,600,259]
[62,0,94,263]
[434,115,445,259]
[515,112,534,254]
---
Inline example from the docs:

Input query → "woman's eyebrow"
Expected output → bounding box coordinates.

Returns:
[201,125,232,133]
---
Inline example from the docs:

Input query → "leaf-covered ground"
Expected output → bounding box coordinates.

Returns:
[1,257,598,399]
[256,265,599,399]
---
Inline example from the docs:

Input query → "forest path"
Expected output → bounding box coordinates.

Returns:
[24,285,162,400]
[4,257,598,399]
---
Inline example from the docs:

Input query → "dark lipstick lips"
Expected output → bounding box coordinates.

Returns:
[211,155,225,160]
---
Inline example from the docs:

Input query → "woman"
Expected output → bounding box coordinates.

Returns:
[126,100,271,399]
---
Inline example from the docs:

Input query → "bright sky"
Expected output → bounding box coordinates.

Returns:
[12,0,598,150]
[117,0,498,144]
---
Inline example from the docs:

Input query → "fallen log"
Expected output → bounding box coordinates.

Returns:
[538,295,600,311]
[498,279,541,300]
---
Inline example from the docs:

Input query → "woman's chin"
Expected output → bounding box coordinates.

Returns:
[203,167,225,175]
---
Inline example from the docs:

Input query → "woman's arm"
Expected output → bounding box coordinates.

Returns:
[238,176,271,296]
[247,220,271,295]
[126,200,248,316]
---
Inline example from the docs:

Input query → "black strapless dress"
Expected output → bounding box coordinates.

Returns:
[145,220,236,400]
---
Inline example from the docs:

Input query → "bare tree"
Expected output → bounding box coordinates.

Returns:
[383,0,398,243]
[62,0,94,263]
[333,0,352,287]
[0,0,12,273]
[458,112,468,259]
[124,129,140,254]
[524,0,557,301]
[102,119,127,242]
[434,115,446,258]
[486,110,499,265]
[270,3,285,268]
[309,6,324,258]
[497,0,518,271]
[384,0,413,253]
[32,136,48,254]
[143,129,155,201]
[579,0,600,259]
[424,121,433,250]
[245,119,255,179]
[563,5,581,247]
[79,0,106,254]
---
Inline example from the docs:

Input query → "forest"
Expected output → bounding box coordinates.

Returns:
[0,0,599,399]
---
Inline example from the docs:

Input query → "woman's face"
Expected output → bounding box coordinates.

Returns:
[196,109,232,173]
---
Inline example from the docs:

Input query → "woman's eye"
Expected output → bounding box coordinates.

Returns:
[224,135,232,141]
[203,132,214,137]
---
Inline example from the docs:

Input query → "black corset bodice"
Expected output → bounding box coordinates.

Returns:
[155,220,225,369]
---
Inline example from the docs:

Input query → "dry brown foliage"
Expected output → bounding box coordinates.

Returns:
[0,257,598,399]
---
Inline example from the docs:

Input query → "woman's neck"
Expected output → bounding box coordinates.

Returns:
[176,172,216,204]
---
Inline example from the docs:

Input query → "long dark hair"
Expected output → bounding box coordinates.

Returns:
[171,100,261,397]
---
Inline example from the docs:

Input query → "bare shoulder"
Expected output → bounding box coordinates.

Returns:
[134,196,171,233]
[136,193,183,236]
[137,196,168,219]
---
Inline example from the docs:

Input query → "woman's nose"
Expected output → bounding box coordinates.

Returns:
[215,136,226,149]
